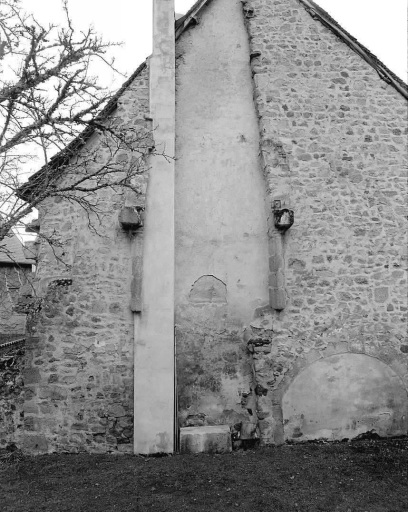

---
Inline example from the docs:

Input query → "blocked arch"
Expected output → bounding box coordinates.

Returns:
[278,351,408,442]
[188,275,227,304]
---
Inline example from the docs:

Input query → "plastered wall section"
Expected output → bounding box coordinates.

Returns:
[175,0,270,428]
[242,0,408,443]
[19,65,150,454]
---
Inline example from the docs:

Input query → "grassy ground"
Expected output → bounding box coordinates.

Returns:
[1,437,407,512]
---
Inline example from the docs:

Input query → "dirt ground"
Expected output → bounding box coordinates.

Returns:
[1,437,407,512]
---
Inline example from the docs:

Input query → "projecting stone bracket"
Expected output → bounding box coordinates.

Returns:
[242,2,254,18]
[273,200,294,233]
[119,206,144,231]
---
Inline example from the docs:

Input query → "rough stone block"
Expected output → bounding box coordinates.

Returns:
[180,425,231,454]
[23,434,48,454]
[118,207,142,230]
[269,287,286,310]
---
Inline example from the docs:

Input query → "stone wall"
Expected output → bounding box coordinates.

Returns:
[11,0,408,452]
[19,64,151,453]
[242,0,408,443]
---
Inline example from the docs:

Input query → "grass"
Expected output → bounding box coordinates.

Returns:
[0,437,407,511]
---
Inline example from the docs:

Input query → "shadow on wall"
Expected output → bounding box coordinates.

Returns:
[282,353,408,441]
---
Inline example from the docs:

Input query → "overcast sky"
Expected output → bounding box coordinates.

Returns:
[20,0,407,84]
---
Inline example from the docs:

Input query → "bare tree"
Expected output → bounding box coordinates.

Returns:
[0,0,153,252]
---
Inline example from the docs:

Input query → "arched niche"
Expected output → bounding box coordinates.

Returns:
[282,353,408,442]
[188,275,227,304]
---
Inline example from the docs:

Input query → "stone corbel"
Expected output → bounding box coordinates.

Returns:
[118,206,144,231]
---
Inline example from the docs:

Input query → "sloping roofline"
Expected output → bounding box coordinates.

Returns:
[299,0,407,98]
[18,0,407,202]
[0,230,33,265]
[17,61,147,202]
[176,0,407,98]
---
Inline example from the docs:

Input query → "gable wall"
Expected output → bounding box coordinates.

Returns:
[242,0,408,443]
[10,0,408,453]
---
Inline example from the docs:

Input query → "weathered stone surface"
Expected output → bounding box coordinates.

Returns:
[242,0,407,444]
[15,63,151,454]
[180,425,232,454]
[0,345,25,449]
[118,207,142,230]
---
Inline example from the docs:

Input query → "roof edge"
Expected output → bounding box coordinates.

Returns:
[175,0,214,39]
[176,0,407,99]
[299,0,408,100]
[17,60,148,202]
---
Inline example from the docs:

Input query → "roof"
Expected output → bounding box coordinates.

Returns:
[18,0,407,202]
[0,230,33,266]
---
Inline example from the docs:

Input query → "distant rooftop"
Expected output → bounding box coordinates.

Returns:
[0,230,33,266]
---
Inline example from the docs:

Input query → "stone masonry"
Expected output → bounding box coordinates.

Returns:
[242,0,408,443]
[17,64,151,453]
[0,343,25,449]
[5,0,408,453]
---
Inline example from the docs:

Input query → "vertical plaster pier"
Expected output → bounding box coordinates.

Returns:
[134,0,176,454]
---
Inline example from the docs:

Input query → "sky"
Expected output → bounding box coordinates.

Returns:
[19,0,407,84]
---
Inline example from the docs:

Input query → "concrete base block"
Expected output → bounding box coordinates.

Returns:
[180,425,232,454]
